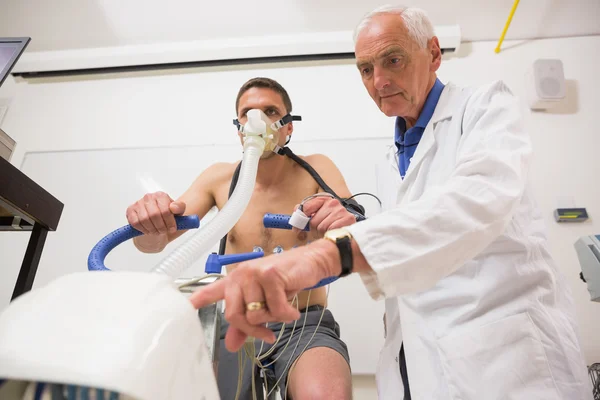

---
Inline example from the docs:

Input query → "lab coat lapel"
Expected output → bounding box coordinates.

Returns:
[379,146,402,211]
[396,84,457,200]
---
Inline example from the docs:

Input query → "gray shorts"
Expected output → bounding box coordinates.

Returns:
[216,305,350,400]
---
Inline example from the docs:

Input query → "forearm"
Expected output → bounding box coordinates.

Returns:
[133,229,187,253]
[351,239,372,274]
[313,238,373,277]
[133,235,169,253]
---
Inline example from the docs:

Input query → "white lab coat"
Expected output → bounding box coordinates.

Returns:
[347,81,592,399]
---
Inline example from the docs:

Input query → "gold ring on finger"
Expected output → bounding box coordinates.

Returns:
[246,301,266,312]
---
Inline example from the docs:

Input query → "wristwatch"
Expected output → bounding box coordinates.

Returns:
[323,228,354,278]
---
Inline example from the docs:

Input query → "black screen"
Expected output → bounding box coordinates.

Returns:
[0,46,18,69]
[0,38,30,88]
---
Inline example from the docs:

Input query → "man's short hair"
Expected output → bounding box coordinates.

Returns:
[353,5,434,48]
[235,77,293,115]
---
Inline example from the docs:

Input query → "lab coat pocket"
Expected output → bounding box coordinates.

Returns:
[437,312,560,400]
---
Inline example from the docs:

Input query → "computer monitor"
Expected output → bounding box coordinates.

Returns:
[0,37,31,88]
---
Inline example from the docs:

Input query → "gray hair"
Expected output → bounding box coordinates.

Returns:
[353,5,435,48]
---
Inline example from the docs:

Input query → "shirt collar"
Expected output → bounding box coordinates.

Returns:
[394,78,445,143]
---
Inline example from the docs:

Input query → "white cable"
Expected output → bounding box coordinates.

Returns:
[266,289,329,399]
[282,286,330,400]
[258,296,303,368]
[300,192,335,204]
[236,296,299,399]
[256,297,299,364]
[233,290,331,399]
[265,302,310,399]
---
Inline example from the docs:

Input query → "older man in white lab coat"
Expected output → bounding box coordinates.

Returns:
[191,5,593,400]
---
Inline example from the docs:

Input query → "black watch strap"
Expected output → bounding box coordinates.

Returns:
[336,236,354,277]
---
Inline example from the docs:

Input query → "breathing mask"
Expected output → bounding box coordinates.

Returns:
[233,109,301,158]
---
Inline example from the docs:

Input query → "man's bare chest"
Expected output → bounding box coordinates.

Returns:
[215,176,321,254]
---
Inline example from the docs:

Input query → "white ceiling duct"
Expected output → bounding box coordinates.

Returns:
[11,25,461,76]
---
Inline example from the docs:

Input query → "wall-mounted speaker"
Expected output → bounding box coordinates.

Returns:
[525,59,566,110]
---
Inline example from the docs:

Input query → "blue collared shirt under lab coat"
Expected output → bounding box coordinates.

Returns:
[395,79,445,178]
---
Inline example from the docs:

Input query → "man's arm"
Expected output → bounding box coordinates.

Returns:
[300,154,358,234]
[130,163,231,253]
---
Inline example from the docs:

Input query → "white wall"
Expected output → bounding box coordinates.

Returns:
[1,35,599,396]
[1,0,599,51]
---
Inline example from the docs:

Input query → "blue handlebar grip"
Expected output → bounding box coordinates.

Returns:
[205,251,265,274]
[218,251,265,266]
[88,215,200,271]
[174,215,201,231]
[304,276,339,290]
[263,213,309,231]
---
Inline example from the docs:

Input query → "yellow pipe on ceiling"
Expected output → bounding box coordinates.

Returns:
[495,0,521,53]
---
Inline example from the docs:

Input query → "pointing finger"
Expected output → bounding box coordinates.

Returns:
[189,278,227,309]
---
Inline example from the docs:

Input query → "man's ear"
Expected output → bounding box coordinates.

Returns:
[429,36,442,72]
[284,123,293,144]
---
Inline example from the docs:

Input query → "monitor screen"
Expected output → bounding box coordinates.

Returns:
[0,37,31,88]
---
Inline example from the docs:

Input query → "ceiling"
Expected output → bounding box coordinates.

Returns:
[1,0,599,52]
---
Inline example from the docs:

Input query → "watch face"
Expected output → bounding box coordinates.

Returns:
[326,228,351,241]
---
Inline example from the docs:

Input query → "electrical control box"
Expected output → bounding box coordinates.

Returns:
[554,208,589,223]
[574,234,600,302]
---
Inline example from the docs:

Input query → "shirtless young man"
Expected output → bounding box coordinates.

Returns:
[126,77,356,399]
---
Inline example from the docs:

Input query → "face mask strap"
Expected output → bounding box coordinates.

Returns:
[233,114,301,134]
[270,114,302,130]
[272,144,285,155]
[232,118,245,134]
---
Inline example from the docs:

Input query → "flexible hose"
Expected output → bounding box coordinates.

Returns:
[88,215,200,271]
[151,136,265,277]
